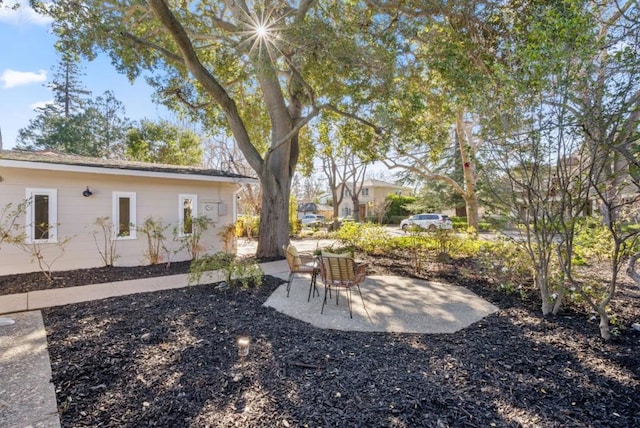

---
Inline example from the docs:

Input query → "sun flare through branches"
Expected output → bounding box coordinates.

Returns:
[236,6,287,62]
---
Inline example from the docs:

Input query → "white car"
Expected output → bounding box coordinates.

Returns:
[400,213,453,231]
[300,214,325,227]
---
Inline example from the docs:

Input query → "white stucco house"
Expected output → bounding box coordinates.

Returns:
[0,149,256,275]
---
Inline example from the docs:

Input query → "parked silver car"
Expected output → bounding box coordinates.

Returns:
[300,214,326,227]
[400,213,453,231]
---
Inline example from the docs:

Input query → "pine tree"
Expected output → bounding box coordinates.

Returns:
[16,55,92,153]
[48,54,91,118]
[16,57,131,157]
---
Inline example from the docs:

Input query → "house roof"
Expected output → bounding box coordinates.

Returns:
[297,202,332,213]
[0,149,257,183]
[362,179,411,190]
[298,202,317,212]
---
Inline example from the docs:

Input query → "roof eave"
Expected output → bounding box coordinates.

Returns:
[0,159,258,184]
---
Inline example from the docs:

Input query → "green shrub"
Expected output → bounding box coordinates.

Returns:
[480,215,511,231]
[289,196,300,236]
[450,216,468,230]
[290,219,302,236]
[334,221,392,255]
[336,220,361,252]
[572,217,611,265]
[175,216,213,261]
[138,216,168,265]
[450,230,483,257]
[359,223,391,255]
[386,194,415,218]
[476,240,534,297]
[478,222,492,232]
[402,228,430,273]
[189,252,263,288]
[386,215,406,225]
[235,215,259,238]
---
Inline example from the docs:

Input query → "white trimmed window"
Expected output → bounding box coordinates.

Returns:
[179,194,198,236]
[112,192,137,239]
[25,188,57,243]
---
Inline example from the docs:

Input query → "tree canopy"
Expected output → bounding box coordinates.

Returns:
[16,56,131,157]
[125,119,203,166]
[35,0,404,257]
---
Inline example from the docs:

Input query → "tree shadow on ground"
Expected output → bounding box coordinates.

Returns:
[43,275,639,427]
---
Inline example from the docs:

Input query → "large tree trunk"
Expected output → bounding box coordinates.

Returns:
[352,196,360,221]
[256,165,292,259]
[456,110,480,230]
[464,192,479,231]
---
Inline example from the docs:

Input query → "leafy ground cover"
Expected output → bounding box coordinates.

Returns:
[4,247,639,427]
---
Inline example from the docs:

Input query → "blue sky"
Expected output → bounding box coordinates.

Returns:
[0,1,168,150]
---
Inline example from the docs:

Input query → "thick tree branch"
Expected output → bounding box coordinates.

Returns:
[146,0,263,173]
[322,104,382,133]
[121,31,183,64]
[382,153,466,196]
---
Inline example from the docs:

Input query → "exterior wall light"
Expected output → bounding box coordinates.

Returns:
[83,186,93,197]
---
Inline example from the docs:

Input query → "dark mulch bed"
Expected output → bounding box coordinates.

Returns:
[6,248,640,427]
[0,261,193,296]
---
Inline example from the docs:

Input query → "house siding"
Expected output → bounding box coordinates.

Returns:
[0,168,239,275]
[336,181,413,220]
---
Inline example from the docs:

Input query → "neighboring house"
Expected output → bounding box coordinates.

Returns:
[337,179,413,219]
[297,202,318,218]
[0,149,256,275]
[316,192,332,205]
[297,202,332,219]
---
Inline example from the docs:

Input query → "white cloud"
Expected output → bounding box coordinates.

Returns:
[0,1,53,26]
[29,99,54,110]
[1,69,47,88]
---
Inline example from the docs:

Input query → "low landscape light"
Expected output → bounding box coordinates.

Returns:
[237,337,250,357]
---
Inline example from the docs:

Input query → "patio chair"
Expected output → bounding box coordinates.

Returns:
[318,253,367,318]
[282,244,320,301]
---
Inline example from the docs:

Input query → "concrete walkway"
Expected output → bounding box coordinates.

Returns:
[0,244,498,427]
[0,312,60,428]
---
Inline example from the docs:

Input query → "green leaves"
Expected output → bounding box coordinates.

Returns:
[124,119,203,166]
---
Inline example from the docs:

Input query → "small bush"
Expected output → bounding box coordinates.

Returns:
[450,216,468,230]
[336,220,361,252]
[359,223,391,255]
[1,201,27,248]
[138,216,168,265]
[477,222,492,232]
[90,216,119,267]
[476,239,534,297]
[175,216,213,260]
[386,215,406,226]
[573,217,611,265]
[189,252,263,288]
[235,215,259,238]
[480,215,511,231]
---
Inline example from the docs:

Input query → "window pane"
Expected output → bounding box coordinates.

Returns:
[34,194,49,240]
[119,197,130,236]
[183,198,193,234]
